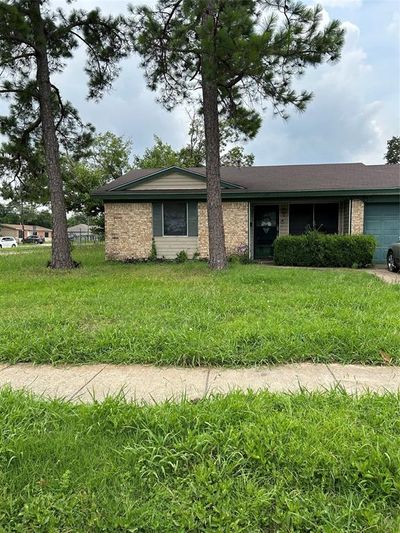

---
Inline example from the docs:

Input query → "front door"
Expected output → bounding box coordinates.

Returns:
[254,205,279,259]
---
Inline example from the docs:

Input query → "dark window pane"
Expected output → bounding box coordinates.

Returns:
[289,204,313,235]
[163,202,187,236]
[152,203,163,236]
[315,203,338,234]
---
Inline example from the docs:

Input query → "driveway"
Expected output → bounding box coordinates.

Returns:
[368,268,400,284]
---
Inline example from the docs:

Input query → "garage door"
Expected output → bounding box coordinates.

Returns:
[364,203,400,263]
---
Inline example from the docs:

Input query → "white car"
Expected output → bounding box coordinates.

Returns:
[0,236,18,248]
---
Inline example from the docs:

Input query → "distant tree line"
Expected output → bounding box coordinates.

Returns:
[0,202,52,228]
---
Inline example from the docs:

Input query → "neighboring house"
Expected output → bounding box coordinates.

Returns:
[92,163,400,263]
[67,223,98,242]
[0,223,52,242]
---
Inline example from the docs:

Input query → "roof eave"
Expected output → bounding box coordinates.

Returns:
[94,187,400,201]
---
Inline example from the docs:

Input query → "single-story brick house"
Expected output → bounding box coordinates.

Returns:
[0,223,52,242]
[92,163,400,263]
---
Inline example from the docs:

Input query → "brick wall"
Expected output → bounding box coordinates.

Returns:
[350,199,364,235]
[198,201,249,258]
[105,201,248,261]
[105,202,153,260]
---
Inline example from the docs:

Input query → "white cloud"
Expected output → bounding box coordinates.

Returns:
[249,15,397,165]
[319,8,332,28]
[315,0,362,7]
[387,11,400,35]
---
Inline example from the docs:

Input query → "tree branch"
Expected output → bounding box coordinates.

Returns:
[0,51,35,68]
[50,83,66,131]
[69,30,103,75]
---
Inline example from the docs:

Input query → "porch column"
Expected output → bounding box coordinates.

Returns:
[279,204,289,236]
[350,199,364,235]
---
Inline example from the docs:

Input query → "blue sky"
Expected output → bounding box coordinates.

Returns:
[15,1,400,166]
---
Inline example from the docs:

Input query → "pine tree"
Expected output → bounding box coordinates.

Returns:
[132,0,344,269]
[0,0,131,268]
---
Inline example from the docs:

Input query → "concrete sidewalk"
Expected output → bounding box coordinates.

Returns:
[0,363,399,403]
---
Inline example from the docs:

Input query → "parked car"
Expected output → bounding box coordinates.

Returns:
[22,235,45,244]
[0,236,18,248]
[387,242,400,273]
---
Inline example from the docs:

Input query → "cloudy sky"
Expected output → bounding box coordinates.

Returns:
[26,0,400,165]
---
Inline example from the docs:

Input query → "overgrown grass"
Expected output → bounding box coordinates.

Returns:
[0,244,399,365]
[0,388,399,531]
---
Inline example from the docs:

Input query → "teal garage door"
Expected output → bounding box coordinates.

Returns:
[364,203,400,263]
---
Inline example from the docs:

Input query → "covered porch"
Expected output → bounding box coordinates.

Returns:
[249,199,359,260]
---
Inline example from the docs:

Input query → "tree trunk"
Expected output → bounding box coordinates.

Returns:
[201,2,227,270]
[31,0,74,269]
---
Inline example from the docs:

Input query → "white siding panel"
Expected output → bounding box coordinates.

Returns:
[130,173,206,190]
[154,236,199,259]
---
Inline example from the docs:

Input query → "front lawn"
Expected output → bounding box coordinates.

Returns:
[0,389,399,531]
[0,244,398,365]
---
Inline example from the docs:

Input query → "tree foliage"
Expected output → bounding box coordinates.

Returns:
[135,116,255,168]
[385,136,400,165]
[134,135,183,169]
[63,131,133,215]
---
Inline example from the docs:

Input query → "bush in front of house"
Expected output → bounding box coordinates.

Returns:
[273,231,376,268]
[175,250,188,263]
[228,243,252,264]
[148,238,158,262]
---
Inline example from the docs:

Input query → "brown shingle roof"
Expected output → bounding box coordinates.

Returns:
[93,163,400,195]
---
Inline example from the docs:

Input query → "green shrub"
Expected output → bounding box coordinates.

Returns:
[148,238,157,261]
[274,231,376,268]
[175,250,188,263]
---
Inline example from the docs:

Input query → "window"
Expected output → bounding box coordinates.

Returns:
[289,204,313,235]
[314,203,339,234]
[163,202,187,236]
[289,203,338,235]
[45,232,49,238]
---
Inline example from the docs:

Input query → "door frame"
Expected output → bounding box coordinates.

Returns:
[251,203,280,260]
